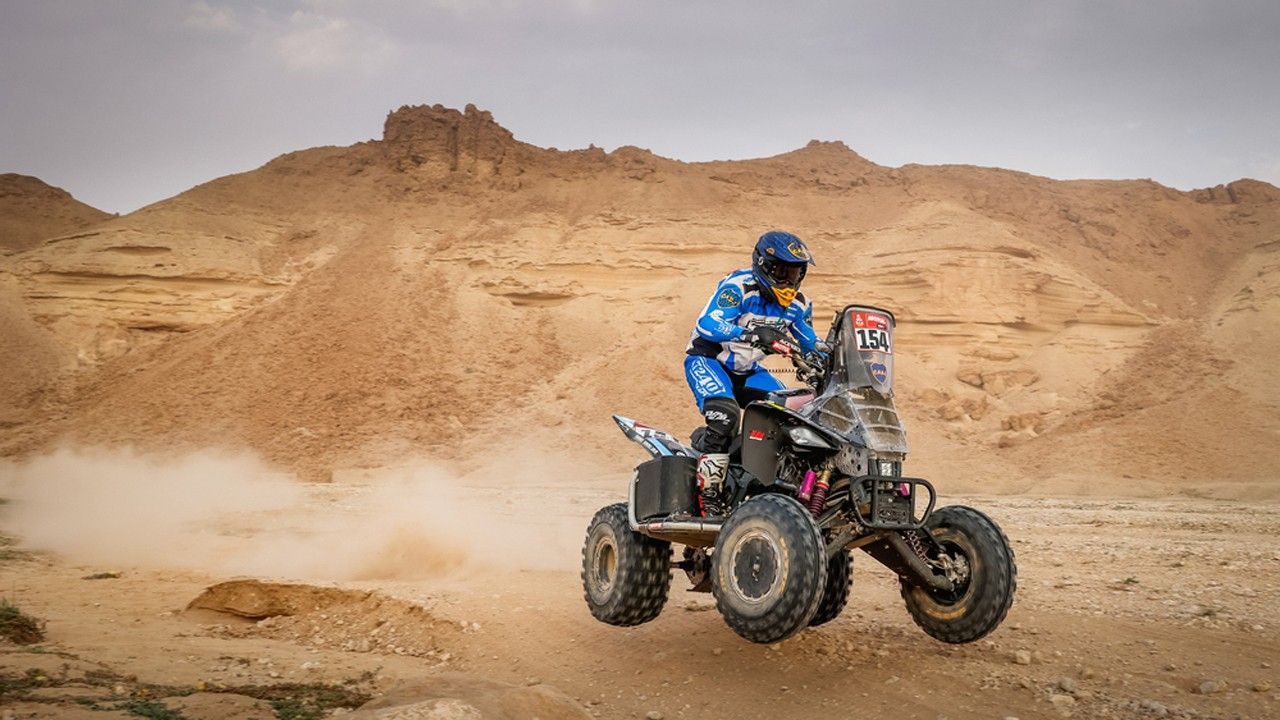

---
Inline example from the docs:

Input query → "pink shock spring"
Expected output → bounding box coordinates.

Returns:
[807,478,830,516]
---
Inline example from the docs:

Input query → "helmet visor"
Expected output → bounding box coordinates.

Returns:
[761,258,806,288]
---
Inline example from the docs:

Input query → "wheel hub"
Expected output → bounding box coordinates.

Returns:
[926,537,975,604]
[592,535,618,593]
[939,552,971,587]
[731,530,781,603]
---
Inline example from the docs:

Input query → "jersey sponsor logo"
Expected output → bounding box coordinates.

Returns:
[716,285,742,309]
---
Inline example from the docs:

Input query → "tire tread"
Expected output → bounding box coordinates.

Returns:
[809,550,853,627]
[581,503,671,627]
[901,505,1017,644]
[712,494,827,643]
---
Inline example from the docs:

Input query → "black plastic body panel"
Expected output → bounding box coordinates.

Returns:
[740,404,786,485]
[740,401,841,485]
[635,456,699,520]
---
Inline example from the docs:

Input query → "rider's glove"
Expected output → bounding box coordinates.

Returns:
[744,326,789,354]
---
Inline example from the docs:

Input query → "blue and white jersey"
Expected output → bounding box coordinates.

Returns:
[685,269,818,372]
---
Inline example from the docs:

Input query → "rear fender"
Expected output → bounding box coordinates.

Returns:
[612,415,696,458]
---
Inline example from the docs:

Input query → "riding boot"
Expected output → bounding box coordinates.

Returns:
[696,452,729,517]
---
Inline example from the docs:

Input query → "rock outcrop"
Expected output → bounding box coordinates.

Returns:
[382,103,525,177]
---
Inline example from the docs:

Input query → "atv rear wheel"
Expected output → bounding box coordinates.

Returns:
[712,494,826,643]
[581,503,671,626]
[809,549,853,627]
[901,505,1016,644]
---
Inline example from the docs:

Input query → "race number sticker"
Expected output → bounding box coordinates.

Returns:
[852,312,892,354]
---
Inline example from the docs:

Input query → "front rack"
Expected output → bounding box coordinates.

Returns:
[849,474,936,530]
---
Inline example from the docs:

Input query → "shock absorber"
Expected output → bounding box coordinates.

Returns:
[797,470,817,502]
[806,466,833,517]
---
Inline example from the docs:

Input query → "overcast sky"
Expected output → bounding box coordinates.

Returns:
[2,1,1278,214]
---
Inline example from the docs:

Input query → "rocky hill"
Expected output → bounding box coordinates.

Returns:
[0,173,110,254]
[1,103,1277,496]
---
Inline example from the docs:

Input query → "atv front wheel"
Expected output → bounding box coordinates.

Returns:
[809,549,853,627]
[901,505,1016,643]
[712,494,827,643]
[581,503,672,626]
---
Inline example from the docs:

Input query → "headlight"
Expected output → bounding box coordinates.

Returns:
[786,425,832,449]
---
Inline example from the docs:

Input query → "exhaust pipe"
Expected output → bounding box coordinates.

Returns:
[639,518,724,533]
[628,471,724,538]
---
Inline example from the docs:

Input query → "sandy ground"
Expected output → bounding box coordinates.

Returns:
[3,472,1278,720]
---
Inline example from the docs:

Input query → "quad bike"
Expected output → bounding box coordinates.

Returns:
[581,305,1016,644]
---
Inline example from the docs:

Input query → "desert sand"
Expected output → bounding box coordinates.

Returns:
[1,103,1277,719]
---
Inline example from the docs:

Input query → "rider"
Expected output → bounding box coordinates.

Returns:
[684,230,821,513]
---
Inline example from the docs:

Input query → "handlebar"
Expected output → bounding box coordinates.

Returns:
[747,330,827,386]
[763,338,824,386]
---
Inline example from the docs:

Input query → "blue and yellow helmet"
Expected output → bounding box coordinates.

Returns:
[751,230,814,308]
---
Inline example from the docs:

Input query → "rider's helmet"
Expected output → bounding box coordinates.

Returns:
[751,230,814,308]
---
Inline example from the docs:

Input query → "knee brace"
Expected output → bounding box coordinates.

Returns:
[693,397,740,453]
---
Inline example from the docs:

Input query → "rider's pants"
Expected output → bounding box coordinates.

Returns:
[683,355,783,409]
[683,355,783,453]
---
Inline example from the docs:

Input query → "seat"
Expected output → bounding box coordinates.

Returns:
[768,387,815,410]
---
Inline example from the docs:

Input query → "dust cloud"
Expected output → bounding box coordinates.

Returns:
[0,445,591,581]
[0,446,302,566]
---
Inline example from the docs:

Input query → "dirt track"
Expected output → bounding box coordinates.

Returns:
[3,485,1278,720]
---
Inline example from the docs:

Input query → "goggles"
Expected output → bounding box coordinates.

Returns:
[760,257,806,287]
